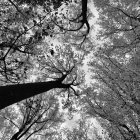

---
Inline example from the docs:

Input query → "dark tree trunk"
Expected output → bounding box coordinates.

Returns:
[0,80,70,110]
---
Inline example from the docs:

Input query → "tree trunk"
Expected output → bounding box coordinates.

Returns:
[0,80,70,110]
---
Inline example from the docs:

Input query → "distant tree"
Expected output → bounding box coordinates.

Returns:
[93,0,140,58]
[80,1,140,139]
[0,94,63,140]
[81,53,140,139]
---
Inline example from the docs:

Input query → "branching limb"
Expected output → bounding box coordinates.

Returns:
[8,0,26,17]
[52,0,90,35]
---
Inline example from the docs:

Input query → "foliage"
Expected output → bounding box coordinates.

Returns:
[0,0,89,83]
[0,94,63,140]
[76,1,140,139]
[0,0,91,139]
[93,0,140,58]
[85,55,140,139]
[58,117,103,140]
[4,0,140,140]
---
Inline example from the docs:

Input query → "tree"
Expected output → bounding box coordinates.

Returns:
[0,94,63,140]
[74,1,140,139]
[93,0,140,57]
[0,0,89,110]
[0,43,85,109]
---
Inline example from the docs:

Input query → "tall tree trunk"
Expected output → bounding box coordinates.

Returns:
[0,80,70,110]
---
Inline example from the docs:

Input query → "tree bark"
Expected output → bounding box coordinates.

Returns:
[0,80,70,110]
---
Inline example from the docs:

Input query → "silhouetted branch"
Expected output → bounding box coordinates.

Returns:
[52,0,90,35]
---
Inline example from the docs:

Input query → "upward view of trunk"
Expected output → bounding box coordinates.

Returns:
[0,80,70,110]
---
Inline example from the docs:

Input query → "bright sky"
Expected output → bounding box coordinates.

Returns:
[60,1,105,138]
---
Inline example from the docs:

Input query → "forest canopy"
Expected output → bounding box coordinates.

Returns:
[1,0,140,140]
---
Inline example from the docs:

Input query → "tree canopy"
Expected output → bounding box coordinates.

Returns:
[1,0,140,140]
